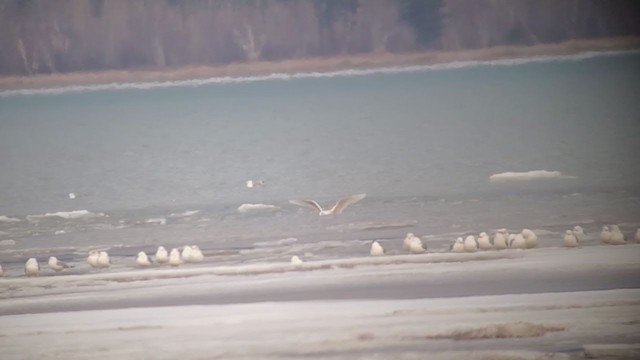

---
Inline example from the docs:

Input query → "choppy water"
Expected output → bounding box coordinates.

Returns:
[1,52,639,267]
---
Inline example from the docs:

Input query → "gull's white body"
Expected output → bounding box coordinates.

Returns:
[521,228,538,249]
[289,193,366,216]
[48,256,72,272]
[25,258,39,276]
[564,230,579,248]
[572,225,585,241]
[246,180,265,188]
[181,246,193,263]
[510,234,527,249]
[408,237,426,254]
[189,245,204,263]
[290,255,303,264]
[136,252,152,267]
[477,232,492,250]
[609,225,626,245]
[463,235,478,253]
[370,241,385,256]
[86,250,100,268]
[403,233,416,250]
[451,237,465,253]
[493,230,508,250]
[601,226,612,243]
[169,248,181,267]
[155,246,169,264]
[97,251,111,268]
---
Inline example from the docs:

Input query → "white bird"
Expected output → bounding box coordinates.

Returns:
[408,237,426,254]
[289,193,366,216]
[572,225,585,241]
[25,258,39,276]
[181,245,193,263]
[136,252,153,267]
[155,246,169,264]
[97,251,111,268]
[68,192,76,199]
[510,234,527,249]
[521,228,538,249]
[463,235,478,253]
[635,228,640,243]
[563,229,579,248]
[48,256,73,272]
[609,225,626,245]
[370,241,385,256]
[189,245,204,263]
[86,250,100,268]
[498,228,511,241]
[477,232,492,250]
[403,233,416,250]
[493,230,508,250]
[601,225,612,243]
[169,248,181,266]
[451,237,465,253]
[246,180,265,188]
[290,255,304,264]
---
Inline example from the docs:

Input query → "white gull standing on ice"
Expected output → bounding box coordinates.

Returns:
[25,258,39,277]
[477,232,492,250]
[601,225,612,243]
[403,233,417,250]
[609,225,626,245]
[450,237,465,253]
[463,235,478,253]
[181,246,193,263]
[563,229,579,248]
[493,230,508,250]
[521,228,538,249]
[289,193,366,216]
[189,245,204,263]
[290,255,303,264]
[572,225,585,241]
[86,250,100,268]
[136,252,153,267]
[155,246,169,264]
[370,241,385,256]
[510,234,527,249]
[48,256,73,272]
[408,237,426,254]
[169,248,182,267]
[97,251,111,268]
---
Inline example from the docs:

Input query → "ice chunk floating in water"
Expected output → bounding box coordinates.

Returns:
[489,170,576,183]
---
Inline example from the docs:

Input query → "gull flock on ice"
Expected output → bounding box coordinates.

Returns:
[1,184,639,277]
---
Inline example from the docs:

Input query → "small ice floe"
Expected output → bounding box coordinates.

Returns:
[246,180,265,188]
[25,258,39,277]
[189,245,204,263]
[370,241,385,256]
[477,232,492,250]
[48,256,73,272]
[97,251,111,268]
[521,228,538,249]
[237,203,280,213]
[68,193,76,200]
[0,239,16,246]
[450,237,465,253]
[289,193,366,216]
[463,235,478,253]
[0,215,21,223]
[168,248,181,267]
[168,210,200,218]
[493,230,508,250]
[489,170,576,183]
[408,237,426,254]
[155,246,169,264]
[564,230,579,248]
[510,234,527,249]
[136,252,152,267]
[290,255,303,264]
[87,250,100,268]
[145,218,167,225]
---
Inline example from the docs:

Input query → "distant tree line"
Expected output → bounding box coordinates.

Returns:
[0,0,638,75]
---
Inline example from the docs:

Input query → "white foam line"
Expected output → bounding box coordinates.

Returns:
[1,50,637,97]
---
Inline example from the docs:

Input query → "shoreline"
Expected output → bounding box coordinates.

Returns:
[1,36,639,92]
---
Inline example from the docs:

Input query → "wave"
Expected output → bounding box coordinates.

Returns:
[489,170,576,183]
[0,215,21,223]
[168,210,200,218]
[237,203,280,213]
[26,210,105,221]
[145,218,167,225]
[2,50,637,97]
[253,237,298,247]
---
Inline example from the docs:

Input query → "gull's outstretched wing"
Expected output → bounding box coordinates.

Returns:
[330,193,366,214]
[289,199,324,212]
